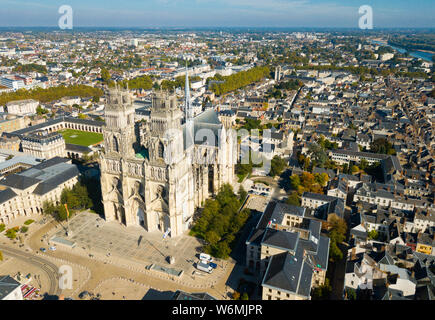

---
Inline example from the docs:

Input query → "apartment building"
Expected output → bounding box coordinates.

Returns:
[0,157,79,225]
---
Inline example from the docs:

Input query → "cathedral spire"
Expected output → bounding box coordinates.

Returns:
[185,63,192,120]
[185,63,194,150]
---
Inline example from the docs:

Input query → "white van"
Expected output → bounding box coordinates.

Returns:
[196,261,213,274]
[199,253,212,262]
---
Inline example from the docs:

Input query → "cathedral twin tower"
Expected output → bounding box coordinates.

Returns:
[100,78,237,237]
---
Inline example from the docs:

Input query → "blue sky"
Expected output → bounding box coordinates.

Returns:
[0,0,434,28]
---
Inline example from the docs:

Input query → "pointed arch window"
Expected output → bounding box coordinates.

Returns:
[158,142,164,158]
[113,136,119,152]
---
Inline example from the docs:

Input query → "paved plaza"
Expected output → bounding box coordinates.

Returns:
[50,212,217,277]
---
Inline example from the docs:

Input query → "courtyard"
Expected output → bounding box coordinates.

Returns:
[59,129,103,147]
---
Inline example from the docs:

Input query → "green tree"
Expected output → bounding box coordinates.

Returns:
[351,165,359,174]
[101,68,111,83]
[368,230,378,240]
[0,85,102,106]
[286,191,301,206]
[5,229,17,239]
[314,173,329,187]
[270,156,287,177]
[190,184,249,260]
[328,214,347,262]
[370,138,396,155]
[209,66,270,96]
[0,250,3,261]
[241,292,249,300]
[238,185,248,204]
[308,143,328,167]
[312,278,332,300]
[215,241,231,259]
[345,288,357,300]
[205,230,220,246]
[36,105,49,115]
[360,159,369,171]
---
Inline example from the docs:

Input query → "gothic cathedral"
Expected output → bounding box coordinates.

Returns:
[100,77,237,237]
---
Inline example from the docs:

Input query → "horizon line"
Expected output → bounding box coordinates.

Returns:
[0,26,435,30]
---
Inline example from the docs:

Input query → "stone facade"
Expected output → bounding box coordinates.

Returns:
[21,131,66,159]
[0,157,79,225]
[100,87,236,237]
[6,99,38,115]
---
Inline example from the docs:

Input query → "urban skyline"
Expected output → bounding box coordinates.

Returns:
[1,0,434,28]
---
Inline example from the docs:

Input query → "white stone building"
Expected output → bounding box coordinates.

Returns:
[21,131,66,159]
[6,99,38,116]
[0,157,79,225]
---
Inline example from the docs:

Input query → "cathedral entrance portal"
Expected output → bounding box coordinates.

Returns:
[137,207,145,227]
[154,211,170,233]
[155,211,161,231]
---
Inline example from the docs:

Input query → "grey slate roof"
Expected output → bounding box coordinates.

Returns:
[0,174,40,190]
[262,251,313,298]
[261,228,299,252]
[0,275,21,299]
[302,192,338,203]
[271,202,306,223]
[182,109,223,149]
[0,188,17,203]
[256,201,277,229]
[0,157,79,197]
[33,166,79,195]
[172,290,217,300]
[246,228,266,246]
[307,235,330,270]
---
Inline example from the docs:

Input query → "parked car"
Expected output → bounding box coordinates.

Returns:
[209,262,218,269]
[199,253,213,263]
[196,261,213,274]
[49,246,56,251]
[40,248,46,253]
[79,291,89,299]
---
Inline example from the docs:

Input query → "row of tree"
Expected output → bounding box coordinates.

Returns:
[295,64,429,79]
[190,184,250,259]
[0,85,103,106]
[208,66,270,96]
[14,63,47,74]
[160,75,201,91]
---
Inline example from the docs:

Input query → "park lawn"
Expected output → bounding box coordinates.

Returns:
[59,129,103,147]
